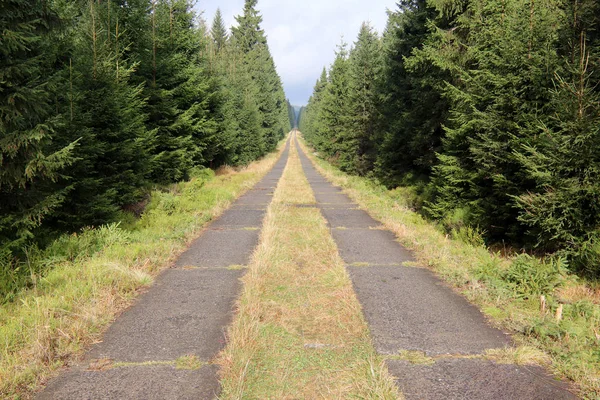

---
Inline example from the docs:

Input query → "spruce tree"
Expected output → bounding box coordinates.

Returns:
[50,0,151,228]
[375,0,450,187]
[0,0,75,251]
[231,0,288,152]
[514,0,600,273]
[142,0,220,183]
[427,0,564,243]
[301,68,328,147]
[231,0,266,53]
[211,8,228,52]
[347,22,382,175]
[222,40,266,164]
[287,100,297,129]
[316,42,353,166]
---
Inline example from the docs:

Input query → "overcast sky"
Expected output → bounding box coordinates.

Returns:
[195,0,398,106]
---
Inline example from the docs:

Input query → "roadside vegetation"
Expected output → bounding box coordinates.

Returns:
[298,137,600,399]
[217,140,400,399]
[0,146,284,399]
[299,0,600,278]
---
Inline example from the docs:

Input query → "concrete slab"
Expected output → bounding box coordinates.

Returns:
[386,359,577,400]
[87,269,244,362]
[175,229,259,268]
[258,177,281,183]
[331,228,414,265]
[232,191,273,206]
[348,266,510,355]
[248,187,275,192]
[37,365,220,400]
[308,180,330,185]
[321,208,381,228]
[312,188,344,195]
[210,209,265,228]
[318,204,360,210]
[253,185,277,190]
[230,204,268,211]
[313,192,356,204]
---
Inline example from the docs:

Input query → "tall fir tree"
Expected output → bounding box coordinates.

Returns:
[427,0,564,243]
[347,22,382,175]
[49,0,152,228]
[0,0,75,252]
[375,0,450,187]
[231,0,288,152]
[210,8,228,52]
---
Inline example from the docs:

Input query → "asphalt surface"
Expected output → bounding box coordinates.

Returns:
[294,136,578,400]
[37,141,290,400]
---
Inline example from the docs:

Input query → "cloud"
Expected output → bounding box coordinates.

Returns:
[197,0,398,105]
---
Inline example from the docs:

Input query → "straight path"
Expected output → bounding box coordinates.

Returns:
[37,141,290,400]
[294,135,578,399]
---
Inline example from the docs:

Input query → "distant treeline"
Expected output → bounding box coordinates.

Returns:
[300,0,600,275]
[1,0,291,258]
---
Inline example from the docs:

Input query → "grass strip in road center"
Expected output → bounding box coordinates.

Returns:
[217,139,400,399]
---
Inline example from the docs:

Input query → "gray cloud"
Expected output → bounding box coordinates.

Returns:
[197,0,397,105]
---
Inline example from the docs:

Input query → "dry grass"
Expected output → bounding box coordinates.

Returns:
[216,138,401,399]
[485,346,551,366]
[387,345,549,367]
[557,283,600,305]
[0,141,287,399]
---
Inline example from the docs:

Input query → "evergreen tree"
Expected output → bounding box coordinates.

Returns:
[231,0,288,152]
[375,0,450,186]
[211,8,228,52]
[287,100,297,129]
[0,0,75,251]
[231,0,266,53]
[427,0,564,243]
[50,0,152,228]
[301,68,328,147]
[142,0,220,183]
[514,0,600,273]
[316,42,353,166]
[347,22,382,175]
[220,39,266,164]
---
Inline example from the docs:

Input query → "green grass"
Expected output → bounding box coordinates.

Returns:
[297,135,600,399]
[0,145,285,399]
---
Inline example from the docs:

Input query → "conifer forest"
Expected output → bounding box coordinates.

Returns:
[300,0,600,277]
[1,0,291,293]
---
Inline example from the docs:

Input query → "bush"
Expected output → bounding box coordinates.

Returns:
[389,186,424,211]
[562,233,600,277]
[504,255,567,299]
[451,226,486,247]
